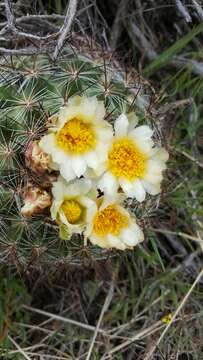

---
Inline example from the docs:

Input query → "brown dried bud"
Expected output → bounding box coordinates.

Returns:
[21,183,52,217]
[25,140,51,174]
[36,172,58,189]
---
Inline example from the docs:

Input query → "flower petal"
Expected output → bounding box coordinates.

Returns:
[85,151,99,169]
[147,159,167,174]
[60,162,76,182]
[133,138,154,155]
[97,124,113,141]
[119,178,134,196]
[98,172,118,195]
[120,224,144,246]
[99,195,124,211]
[82,96,104,121]
[143,171,163,185]
[131,222,144,242]
[50,200,62,220]
[94,101,106,122]
[71,157,87,177]
[131,179,146,202]
[114,113,129,137]
[141,180,161,195]
[151,147,169,162]
[89,234,108,248]
[129,125,153,140]
[65,178,92,197]
[120,178,146,201]
[52,178,66,200]
[85,203,98,238]
[128,112,138,130]
[107,234,126,250]
[39,133,57,155]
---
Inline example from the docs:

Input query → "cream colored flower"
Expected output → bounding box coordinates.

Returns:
[51,176,95,238]
[39,96,113,182]
[98,113,169,202]
[85,194,144,250]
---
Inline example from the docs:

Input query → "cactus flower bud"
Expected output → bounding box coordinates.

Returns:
[21,183,52,217]
[25,140,51,175]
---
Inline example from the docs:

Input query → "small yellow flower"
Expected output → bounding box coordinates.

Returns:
[85,194,144,250]
[39,96,113,182]
[162,313,173,324]
[98,113,169,202]
[51,177,95,238]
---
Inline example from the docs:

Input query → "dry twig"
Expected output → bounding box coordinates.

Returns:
[0,46,54,55]
[143,267,203,360]
[192,0,203,20]
[22,304,106,334]
[0,0,59,40]
[86,280,115,360]
[0,0,78,56]
[175,0,192,22]
[7,335,31,360]
[53,0,78,60]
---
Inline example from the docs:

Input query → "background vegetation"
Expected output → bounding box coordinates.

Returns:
[0,1,203,359]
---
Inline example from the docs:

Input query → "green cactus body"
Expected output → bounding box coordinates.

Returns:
[0,43,165,268]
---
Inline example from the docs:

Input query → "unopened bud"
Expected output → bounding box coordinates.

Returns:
[25,140,51,174]
[21,183,52,217]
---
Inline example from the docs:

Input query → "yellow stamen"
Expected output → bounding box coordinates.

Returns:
[93,205,129,237]
[108,137,147,180]
[57,118,96,154]
[61,199,83,224]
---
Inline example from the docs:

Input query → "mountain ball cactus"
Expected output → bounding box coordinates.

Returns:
[0,42,168,268]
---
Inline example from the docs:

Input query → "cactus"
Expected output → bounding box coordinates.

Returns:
[0,37,168,269]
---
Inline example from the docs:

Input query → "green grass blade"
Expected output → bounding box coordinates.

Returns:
[149,235,165,271]
[143,22,203,77]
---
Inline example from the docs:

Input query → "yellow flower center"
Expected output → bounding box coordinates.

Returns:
[57,118,96,154]
[61,199,83,224]
[93,205,129,237]
[108,138,147,180]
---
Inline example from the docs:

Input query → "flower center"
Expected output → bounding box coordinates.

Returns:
[108,138,147,180]
[93,205,129,237]
[57,118,96,154]
[61,199,83,224]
